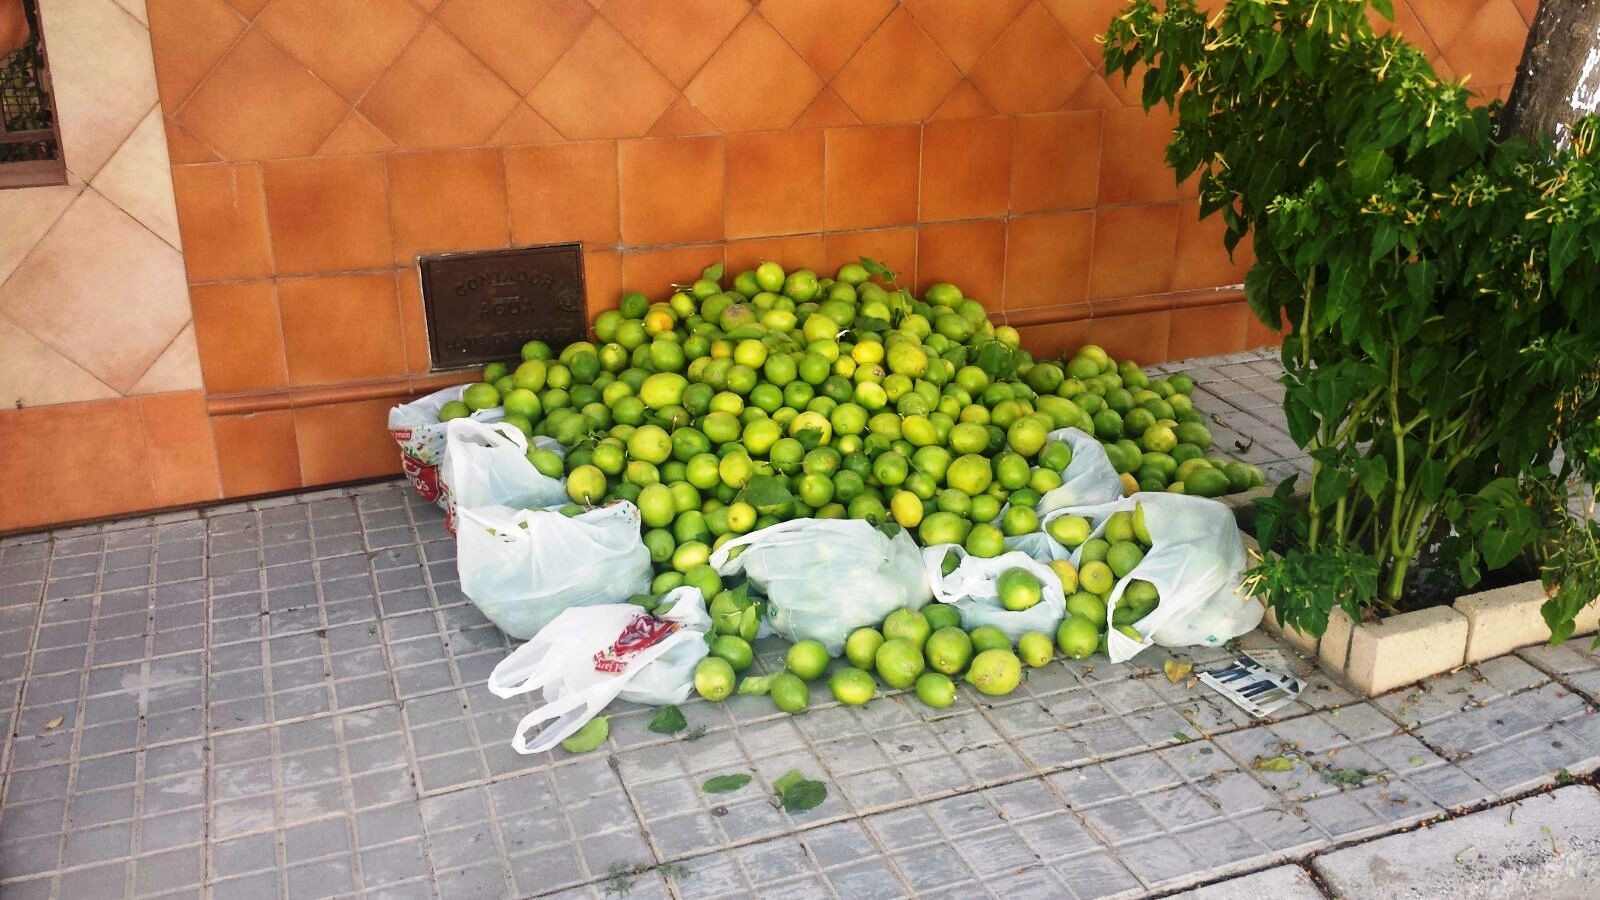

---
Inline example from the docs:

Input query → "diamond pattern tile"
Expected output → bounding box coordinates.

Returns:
[684,13,823,133]
[969,1,1093,114]
[357,22,521,149]
[602,0,749,89]
[527,18,678,139]
[436,0,595,94]
[175,29,348,159]
[905,0,1031,72]
[253,0,426,102]
[831,7,962,124]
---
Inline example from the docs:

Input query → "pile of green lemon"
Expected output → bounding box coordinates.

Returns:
[434,259,1264,700]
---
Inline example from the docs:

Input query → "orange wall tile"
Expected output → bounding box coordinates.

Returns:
[618,136,726,246]
[188,280,289,394]
[921,117,1011,222]
[277,273,407,385]
[506,141,620,247]
[262,155,393,274]
[136,392,223,507]
[387,148,510,266]
[23,0,1508,529]
[295,398,405,485]
[0,398,156,532]
[170,163,273,283]
[824,125,921,231]
[212,410,302,497]
[916,220,1006,306]
[726,131,825,239]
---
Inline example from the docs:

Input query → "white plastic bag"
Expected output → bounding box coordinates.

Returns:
[1036,427,1123,515]
[921,546,1067,642]
[1045,493,1259,663]
[487,587,711,754]
[438,418,566,530]
[456,501,653,639]
[388,384,503,508]
[709,519,931,655]
[1005,428,1123,563]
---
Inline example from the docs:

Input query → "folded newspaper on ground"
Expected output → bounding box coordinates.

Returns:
[1197,651,1303,718]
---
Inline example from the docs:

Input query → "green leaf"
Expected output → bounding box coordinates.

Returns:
[1292,34,1319,75]
[777,773,828,813]
[1458,546,1482,589]
[737,674,776,696]
[794,427,825,451]
[1348,147,1393,194]
[701,774,752,794]
[739,474,794,516]
[975,341,1014,379]
[1550,221,1579,292]
[1478,526,1524,570]
[859,257,896,281]
[1254,33,1288,88]
[1418,458,1447,503]
[647,706,687,734]
[1370,0,1395,20]
[1369,224,1399,266]
[1320,767,1373,787]
[1353,457,1389,501]
[701,263,724,284]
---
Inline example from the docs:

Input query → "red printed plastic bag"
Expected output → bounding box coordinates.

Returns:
[387,384,503,507]
[486,587,711,754]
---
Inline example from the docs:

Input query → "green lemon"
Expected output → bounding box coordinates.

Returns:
[924,627,974,676]
[1017,631,1054,668]
[923,604,962,632]
[915,672,956,708]
[997,568,1043,611]
[1056,616,1099,659]
[710,635,753,673]
[785,640,831,681]
[695,657,736,701]
[828,667,876,706]
[874,638,925,689]
[770,673,810,713]
[882,607,932,648]
[965,649,1022,696]
[968,625,1011,654]
[844,627,885,670]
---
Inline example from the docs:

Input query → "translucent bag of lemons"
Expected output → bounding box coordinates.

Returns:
[709,519,931,655]
[1045,493,1258,663]
[456,501,652,640]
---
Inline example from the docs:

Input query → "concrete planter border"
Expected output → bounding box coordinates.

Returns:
[1228,500,1599,696]
[1270,582,1599,696]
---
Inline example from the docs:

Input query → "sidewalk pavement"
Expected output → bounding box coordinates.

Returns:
[1,350,1595,900]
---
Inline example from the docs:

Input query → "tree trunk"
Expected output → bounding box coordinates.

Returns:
[1498,0,1600,145]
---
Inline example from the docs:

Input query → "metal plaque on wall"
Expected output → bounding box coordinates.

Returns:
[418,242,587,370]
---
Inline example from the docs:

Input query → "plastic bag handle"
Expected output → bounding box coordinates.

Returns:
[446,417,529,454]
[509,691,603,754]
[486,639,574,699]
[707,518,817,569]
[504,625,701,754]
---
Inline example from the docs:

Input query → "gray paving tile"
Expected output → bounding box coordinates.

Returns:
[1315,785,1600,898]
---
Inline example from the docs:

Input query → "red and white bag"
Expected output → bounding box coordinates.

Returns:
[486,587,711,754]
[387,384,503,507]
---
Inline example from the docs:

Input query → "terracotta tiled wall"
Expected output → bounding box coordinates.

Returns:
[0,0,1533,532]
[0,0,220,533]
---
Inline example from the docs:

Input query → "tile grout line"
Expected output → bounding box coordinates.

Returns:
[390,492,462,896]
[0,534,57,890]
